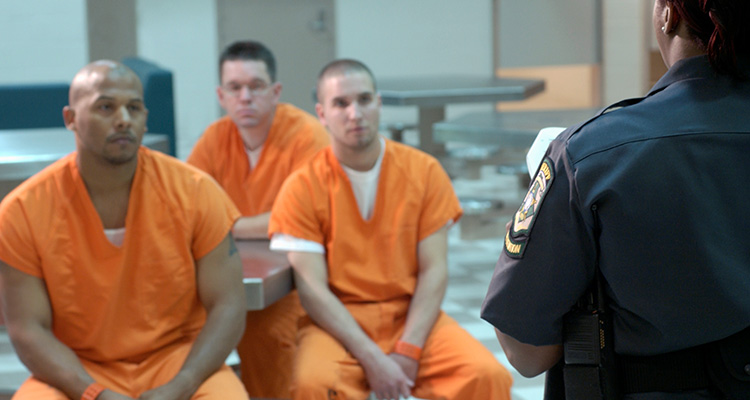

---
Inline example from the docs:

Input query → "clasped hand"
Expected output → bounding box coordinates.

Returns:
[365,352,419,400]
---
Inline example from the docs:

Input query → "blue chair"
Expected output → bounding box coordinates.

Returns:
[0,83,69,129]
[1,58,177,157]
[122,57,177,156]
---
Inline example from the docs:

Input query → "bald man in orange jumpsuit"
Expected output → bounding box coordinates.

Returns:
[268,59,513,400]
[0,61,248,400]
[187,41,328,398]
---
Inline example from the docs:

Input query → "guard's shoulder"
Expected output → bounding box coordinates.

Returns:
[568,97,647,138]
[562,96,651,163]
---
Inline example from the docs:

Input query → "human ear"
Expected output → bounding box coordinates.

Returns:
[663,1,680,34]
[315,102,327,127]
[62,106,76,130]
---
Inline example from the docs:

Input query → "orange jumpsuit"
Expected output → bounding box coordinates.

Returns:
[0,148,246,399]
[188,103,329,397]
[269,140,513,400]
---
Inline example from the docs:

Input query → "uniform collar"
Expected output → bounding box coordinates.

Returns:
[647,55,715,96]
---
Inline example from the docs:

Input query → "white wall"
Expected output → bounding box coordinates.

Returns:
[0,0,88,84]
[336,0,495,129]
[135,0,221,159]
[602,0,651,104]
[336,0,493,78]
[0,1,219,159]
[2,1,656,154]
[87,0,137,61]
[499,0,600,68]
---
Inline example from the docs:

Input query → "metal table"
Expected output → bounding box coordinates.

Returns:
[238,240,293,311]
[0,128,170,199]
[378,76,545,154]
[0,128,170,180]
[433,108,600,148]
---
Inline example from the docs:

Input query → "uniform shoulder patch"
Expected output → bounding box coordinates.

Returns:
[505,157,555,258]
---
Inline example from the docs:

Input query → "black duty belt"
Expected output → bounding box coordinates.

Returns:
[618,346,711,394]
[618,325,750,396]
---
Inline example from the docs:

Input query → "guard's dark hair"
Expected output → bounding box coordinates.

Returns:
[219,41,277,82]
[315,59,377,103]
[669,0,749,79]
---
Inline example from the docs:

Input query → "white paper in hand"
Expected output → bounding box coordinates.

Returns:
[526,127,566,178]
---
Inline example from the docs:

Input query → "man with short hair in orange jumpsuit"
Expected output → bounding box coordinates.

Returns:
[0,60,248,400]
[268,59,513,400]
[187,40,329,398]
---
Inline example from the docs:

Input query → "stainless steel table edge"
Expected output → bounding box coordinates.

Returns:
[434,127,540,148]
[379,80,545,107]
[242,268,293,311]
[237,240,294,311]
[0,132,170,181]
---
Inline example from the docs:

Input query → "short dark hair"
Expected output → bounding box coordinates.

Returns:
[667,0,750,79]
[219,40,277,82]
[315,59,377,103]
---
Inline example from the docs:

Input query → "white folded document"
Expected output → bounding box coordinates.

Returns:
[526,127,566,178]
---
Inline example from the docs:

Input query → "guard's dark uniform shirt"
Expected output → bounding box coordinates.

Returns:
[481,55,750,359]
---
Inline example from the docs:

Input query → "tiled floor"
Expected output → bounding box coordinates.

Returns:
[444,230,546,400]
[0,330,25,397]
[0,167,544,400]
[445,169,545,400]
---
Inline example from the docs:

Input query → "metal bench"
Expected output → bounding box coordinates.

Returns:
[382,122,417,143]
[435,108,599,186]
[433,108,600,148]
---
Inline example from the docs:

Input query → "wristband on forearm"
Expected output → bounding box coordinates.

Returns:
[81,382,106,400]
[394,340,422,360]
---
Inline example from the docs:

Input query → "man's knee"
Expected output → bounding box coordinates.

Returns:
[484,358,513,386]
[192,365,249,400]
[463,357,514,399]
[450,353,514,394]
[12,378,68,400]
[292,363,331,394]
[472,353,512,381]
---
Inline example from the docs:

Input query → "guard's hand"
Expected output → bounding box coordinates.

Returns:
[362,353,414,400]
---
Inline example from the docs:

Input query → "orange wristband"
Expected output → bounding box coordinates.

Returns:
[81,382,106,400]
[394,340,422,360]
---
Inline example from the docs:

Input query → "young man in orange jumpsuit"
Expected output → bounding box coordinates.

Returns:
[187,41,329,398]
[268,59,513,400]
[0,61,248,400]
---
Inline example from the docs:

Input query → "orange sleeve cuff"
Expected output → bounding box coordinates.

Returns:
[81,382,106,400]
[394,340,422,360]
